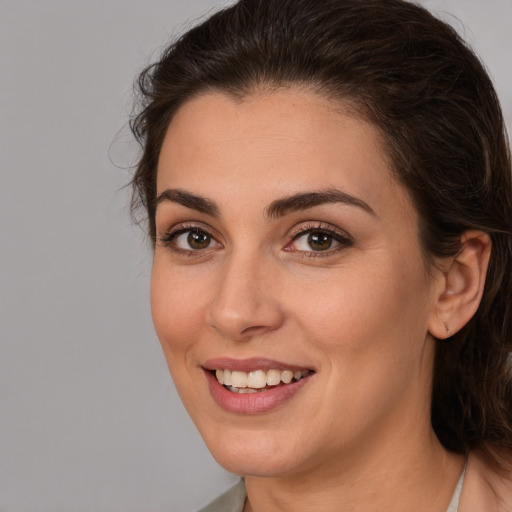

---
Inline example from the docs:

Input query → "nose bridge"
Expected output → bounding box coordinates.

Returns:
[206,247,283,341]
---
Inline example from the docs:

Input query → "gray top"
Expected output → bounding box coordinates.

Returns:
[198,466,466,512]
[446,463,466,512]
[198,479,247,512]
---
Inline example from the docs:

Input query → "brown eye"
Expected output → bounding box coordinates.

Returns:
[287,226,352,255]
[307,232,333,251]
[162,227,219,252]
[187,230,211,249]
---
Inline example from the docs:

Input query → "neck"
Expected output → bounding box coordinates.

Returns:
[243,423,464,512]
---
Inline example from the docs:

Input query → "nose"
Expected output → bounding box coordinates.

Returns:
[206,251,285,342]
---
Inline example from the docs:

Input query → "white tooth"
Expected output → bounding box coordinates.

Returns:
[281,370,293,384]
[231,371,248,388]
[266,369,281,386]
[223,369,232,386]
[293,371,302,381]
[238,388,258,394]
[216,369,224,385]
[247,370,267,389]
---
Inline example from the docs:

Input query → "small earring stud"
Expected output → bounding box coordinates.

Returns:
[444,323,452,337]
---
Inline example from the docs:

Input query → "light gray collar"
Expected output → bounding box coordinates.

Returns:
[445,459,467,512]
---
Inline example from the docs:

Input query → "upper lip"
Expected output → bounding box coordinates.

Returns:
[203,357,314,373]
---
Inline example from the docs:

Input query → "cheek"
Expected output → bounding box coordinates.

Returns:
[150,263,208,361]
[295,256,431,371]
[295,260,433,438]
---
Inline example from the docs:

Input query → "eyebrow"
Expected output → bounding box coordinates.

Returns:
[265,189,375,219]
[154,187,375,219]
[154,189,220,217]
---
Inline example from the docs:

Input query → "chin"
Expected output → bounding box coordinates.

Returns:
[212,451,300,478]
[201,427,307,477]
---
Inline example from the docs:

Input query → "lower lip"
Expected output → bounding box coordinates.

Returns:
[205,370,312,414]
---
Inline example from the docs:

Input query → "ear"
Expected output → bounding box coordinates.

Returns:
[428,230,492,339]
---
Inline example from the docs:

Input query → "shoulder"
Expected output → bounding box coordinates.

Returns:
[197,479,247,512]
[460,450,512,512]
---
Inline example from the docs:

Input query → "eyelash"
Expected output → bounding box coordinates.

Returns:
[286,222,353,258]
[157,222,353,258]
[158,223,219,257]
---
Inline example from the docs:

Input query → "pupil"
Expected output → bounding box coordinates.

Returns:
[188,230,210,249]
[308,232,332,251]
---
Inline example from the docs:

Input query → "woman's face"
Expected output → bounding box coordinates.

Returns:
[152,89,441,478]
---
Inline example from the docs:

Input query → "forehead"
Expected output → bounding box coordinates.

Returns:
[156,88,411,219]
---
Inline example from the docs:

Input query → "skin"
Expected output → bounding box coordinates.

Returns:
[151,88,467,511]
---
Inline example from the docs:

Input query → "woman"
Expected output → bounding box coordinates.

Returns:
[130,0,512,510]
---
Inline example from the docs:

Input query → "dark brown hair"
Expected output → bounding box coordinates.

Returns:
[130,0,512,470]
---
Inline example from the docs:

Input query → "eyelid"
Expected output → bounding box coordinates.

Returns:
[285,221,353,255]
[288,221,353,243]
[157,222,222,252]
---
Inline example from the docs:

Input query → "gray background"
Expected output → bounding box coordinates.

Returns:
[1,1,510,511]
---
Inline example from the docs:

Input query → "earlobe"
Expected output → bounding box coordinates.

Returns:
[428,231,492,340]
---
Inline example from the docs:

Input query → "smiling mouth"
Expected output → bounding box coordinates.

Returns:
[212,369,313,394]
